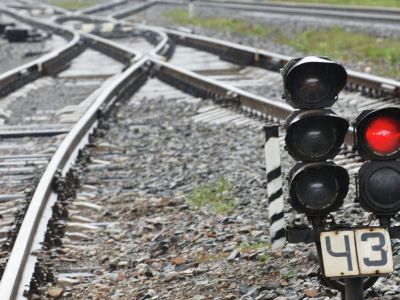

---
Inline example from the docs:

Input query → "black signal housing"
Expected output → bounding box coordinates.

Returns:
[285,109,349,162]
[282,56,347,109]
[282,56,349,217]
[288,162,349,216]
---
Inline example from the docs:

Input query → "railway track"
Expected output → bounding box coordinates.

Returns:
[0,1,399,299]
[78,0,400,25]
[170,0,400,25]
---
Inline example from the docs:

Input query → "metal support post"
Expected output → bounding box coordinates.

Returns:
[344,278,364,300]
[264,124,285,250]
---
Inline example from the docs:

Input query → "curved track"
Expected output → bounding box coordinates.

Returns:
[0,1,399,299]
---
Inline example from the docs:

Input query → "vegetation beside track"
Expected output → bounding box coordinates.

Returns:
[280,26,400,78]
[270,0,400,9]
[187,177,237,214]
[165,9,271,37]
[165,8,400,78]
[49,0,98,9]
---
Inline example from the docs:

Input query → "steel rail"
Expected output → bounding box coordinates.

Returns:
[83,32,142,63]
[55,13,173,59]
[53,14,142,63]
[0,7,147,298]
[110,7,400,98]
[79,0,128,15]
[104,1,400,97]
[0,56,149,300]
[0,6,363,296]
[157,28,400,98]
[151,57,293,119]
[159,0,400,24]
[0,6,86,96]
[112,1,159,20]
[190,0,400,15]
[109,13,357,145]
[58,10,295,125]
[12,0,70,14]
[48,4,352,141]
[150,57,352,146]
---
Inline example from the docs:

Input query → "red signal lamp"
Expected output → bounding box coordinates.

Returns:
[356,107,400,160]
[365,116,400,154]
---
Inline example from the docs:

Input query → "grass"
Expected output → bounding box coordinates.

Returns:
[270,0,400,8]
[280,270,298,279]
[258,252,271,262]
[164,9,400,78]
[238,241,271,253]
[279,26,400,78]
[186,177,236,214]
[164,8,271,37]
[238,241,271,261]
[49,0,98,9]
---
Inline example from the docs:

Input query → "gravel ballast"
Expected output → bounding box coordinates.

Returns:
[34,79,400,299]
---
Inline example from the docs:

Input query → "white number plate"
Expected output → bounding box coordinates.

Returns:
[320,228,393,278]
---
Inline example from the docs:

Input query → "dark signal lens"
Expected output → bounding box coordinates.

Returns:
[285,111,349,162]
[289,163,349,216]
[365,116,400,155]
[283,56,347,109]
[295,168,339,210]
[292,66,331,105]
[359,161,400,214]
[293,118,336,158]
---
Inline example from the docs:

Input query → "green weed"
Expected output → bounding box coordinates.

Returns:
[187,177,236,214]
[164,8,271,37]
[279,26,400,78]
[238,241,271,253]
[49,0,98,9]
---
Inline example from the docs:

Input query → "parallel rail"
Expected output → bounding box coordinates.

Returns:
[0,56,149,300]
[0,7,146,299]
[107,4,400,98]
[193,0,400,15]
[160,0,400,24]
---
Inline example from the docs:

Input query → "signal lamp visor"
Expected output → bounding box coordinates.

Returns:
[359,161,400,215]
[283,56,347,109]
[356,107,400,160]
[285,110,349,161]
[289,163,349,216]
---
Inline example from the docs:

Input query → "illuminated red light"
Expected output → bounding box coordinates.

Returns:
[365,116,400,155]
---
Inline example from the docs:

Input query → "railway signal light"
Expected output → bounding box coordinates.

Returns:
[282,56,349,217]
[282,57,399,298]
[285,109,348,161]
[358,161,400,215]
[288,162,349,216]
[282,56,347,109]
[356,107,400,215]
[356,107,400,160]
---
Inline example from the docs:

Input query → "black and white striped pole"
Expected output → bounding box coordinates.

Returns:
[264,124,286,250]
